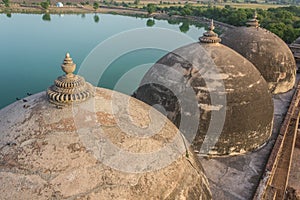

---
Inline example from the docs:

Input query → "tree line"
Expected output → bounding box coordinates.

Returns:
[147,4,300,43]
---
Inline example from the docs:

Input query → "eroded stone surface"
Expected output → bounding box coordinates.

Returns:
[199,75,299,200]
[221,27,296,94]
[134,41,273,156]
[0,89,211,199]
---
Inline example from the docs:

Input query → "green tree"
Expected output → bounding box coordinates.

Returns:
[227,9,248,26]
[93,2,99,10]
[179,21,190,33]
[42,13,51,21]
[180,4,192,16]
[41,1,49,9]
[293,20,300,28]
[94,14,100,23]
[2,0,9,7]
[122,2,129,7]
[147,3,157,14]
[146,19,155,27]
[134,0,140,5]
[267,22,286,38]
[283,24,297,43]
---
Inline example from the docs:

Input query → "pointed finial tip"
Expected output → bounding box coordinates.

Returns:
[61,52,76,75]
[254,10,257,19]
[210,19,215,31]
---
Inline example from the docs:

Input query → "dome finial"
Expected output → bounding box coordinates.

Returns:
[246,10,259,27]
[253,10,257,19]
[209,19,215,31]
[61,52,76,76]
[47,52,94,106]
[199,19,221,44]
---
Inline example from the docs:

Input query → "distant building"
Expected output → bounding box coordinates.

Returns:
[290,37,300,62]
[56,2,63,7]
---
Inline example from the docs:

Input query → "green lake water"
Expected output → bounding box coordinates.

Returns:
[0,13,205,109]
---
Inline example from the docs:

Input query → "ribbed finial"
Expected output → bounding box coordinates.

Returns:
[246,11,259,28]
[46,52,94,106]
[253,10,257,19]
[199,19,221,44]
[209,19,215,31]
[61,52,76,76]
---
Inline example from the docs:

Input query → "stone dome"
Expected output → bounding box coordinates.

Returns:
[291,36,300,62]
[221,13,296,94]
[134,20,274,156]
[294,36,300,44]
[0,54,212,199]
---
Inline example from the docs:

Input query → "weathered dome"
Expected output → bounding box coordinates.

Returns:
[134,21,274,156]
[294,36,300,44]
[221,13,296,94]
[0,53,212,199]
[291,36,300,62]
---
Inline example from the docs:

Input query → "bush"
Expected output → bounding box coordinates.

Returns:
[147,3,157,14]
[42,13,51,21]
[93,2,99,10]
[40,1,49,9]
[179,21,189,33]
[122,2,129,7]
[146,19,155,26]
[94,15,99,23]
[2,0,9,7]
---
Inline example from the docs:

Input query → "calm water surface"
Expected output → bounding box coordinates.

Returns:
[0,13,205,108]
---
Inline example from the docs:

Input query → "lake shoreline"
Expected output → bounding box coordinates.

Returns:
[0,4,233,32]
[0,4,148,15]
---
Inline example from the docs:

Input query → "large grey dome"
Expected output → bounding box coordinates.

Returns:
[134,21,274,156]
[294,36,300,44]
[221,14,296,94]
[0,53,212,199]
